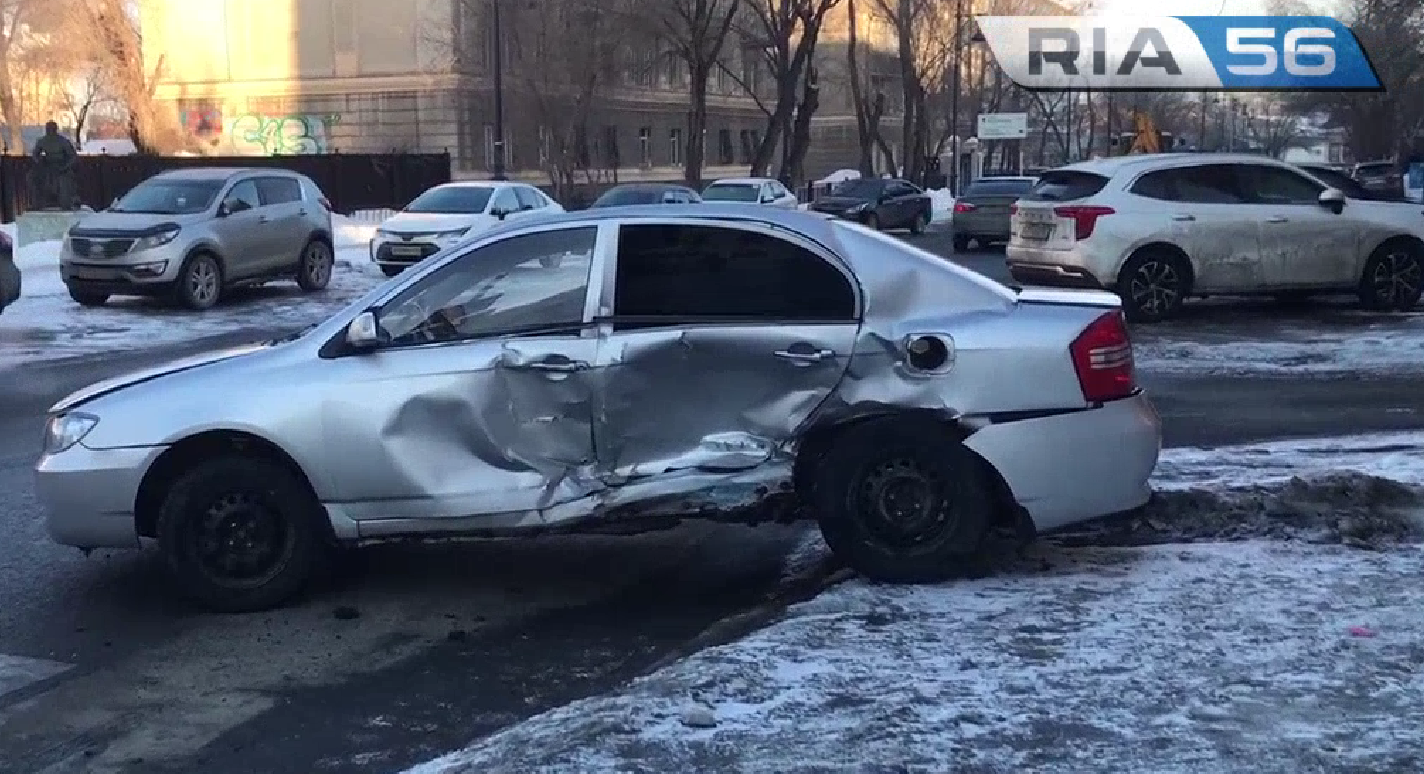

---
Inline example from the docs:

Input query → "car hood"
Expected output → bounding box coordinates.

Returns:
[381,212,493,234]
[813,196,873,210]
[71,211,201,235]
[50,342,272,415]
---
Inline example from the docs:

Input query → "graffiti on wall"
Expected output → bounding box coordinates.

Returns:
[178,105,340,155]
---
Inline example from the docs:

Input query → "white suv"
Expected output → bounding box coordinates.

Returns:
[1007,154,1424,322]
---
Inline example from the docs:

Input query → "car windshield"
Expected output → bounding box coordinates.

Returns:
[593,188,663,206]
[110,180,222,214]
[405,186,494,214]
[703,184,760,202]
[831,179,884,197]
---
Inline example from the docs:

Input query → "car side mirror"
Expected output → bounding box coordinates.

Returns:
[760,195,775,204]
[491,208,507,220]
[345,311,384,350]
[1319,188,1346,213]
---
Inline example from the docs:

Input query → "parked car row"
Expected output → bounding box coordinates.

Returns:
[1004,153,1424,321]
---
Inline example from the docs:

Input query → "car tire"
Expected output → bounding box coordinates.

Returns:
[812,417,993,584]
[156,456,326,614]
[69,289,109,307]
[1117,248,1190,323]
[174,253,223,310]
[1358,240,1424,312]
[909,211,929,235]
[381,266,404,277]
[953,235,972,252]
[296,239,334,293]
[863,212,880,230]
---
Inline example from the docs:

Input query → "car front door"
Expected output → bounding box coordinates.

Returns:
[254,176,309,269]
[210,179,270,279]
[880,181,917,226]
[317,224,608,524]
[591,220,861,477]
[1238,164,1362,288]
[1147,165,1267,292]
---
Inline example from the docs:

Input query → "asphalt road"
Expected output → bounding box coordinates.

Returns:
[3,231,1424,773]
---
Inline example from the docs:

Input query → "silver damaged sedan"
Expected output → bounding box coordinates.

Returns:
[36,205,1161,612]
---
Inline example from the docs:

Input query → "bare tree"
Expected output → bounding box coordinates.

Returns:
[733,0,842,179]
[867,0,955,183]
[649,0,741,186]
[846,0,893,174]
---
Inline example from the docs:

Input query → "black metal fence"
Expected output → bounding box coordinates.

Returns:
[0,152,452,221]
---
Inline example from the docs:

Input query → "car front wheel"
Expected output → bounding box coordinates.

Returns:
[812,417,993,583]
[909,211,929,235]
[1358,240,1424,312]
[296,239,334,292]
[156,456,326,613]
[175,253,223,310]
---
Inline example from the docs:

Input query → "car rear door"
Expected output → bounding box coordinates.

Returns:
[1140,164,1267,292]
[254,176,309,269]
[590,220,860,477]
[1237,163,1361,288]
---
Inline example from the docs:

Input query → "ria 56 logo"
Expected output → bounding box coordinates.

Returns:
[976,16,1383,91]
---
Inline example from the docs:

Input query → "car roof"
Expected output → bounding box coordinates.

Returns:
[709,178,775,186]
[969,175,1037,183]
[1055,153,1296,178]
[479,203,837,243]
[154,167,292,182]
[431,180,515,190]
[605,183,693,192]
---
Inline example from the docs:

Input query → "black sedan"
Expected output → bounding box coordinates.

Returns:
[809,178,932,233]
[0,229,16,315]
[590,183,702,208]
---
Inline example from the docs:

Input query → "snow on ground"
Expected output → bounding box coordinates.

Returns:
[0,215,386,368]
[928,188,955,223]
[409,434,1424,774]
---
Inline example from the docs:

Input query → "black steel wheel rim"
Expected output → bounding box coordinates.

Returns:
[1128,259,1180,316]
[855,457,957,550]
[1370,251,1422,306]
[192,492,294,588]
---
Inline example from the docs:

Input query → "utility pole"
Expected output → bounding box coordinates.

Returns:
[1198,91,1208,151]
[491,0,507,180]
[949,0,963,195]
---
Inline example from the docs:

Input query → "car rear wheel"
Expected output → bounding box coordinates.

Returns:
[909,211,929,235]
[1117,248,1189,323]
[174,253,223,310]
[296,239,334,292]
[1358,240,1424,312]
[156,456,326,613]
[953,235,971,252]
[69,289,109,307]
[812,417,993,583]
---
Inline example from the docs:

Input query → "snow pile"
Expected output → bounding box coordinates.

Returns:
[928,188,955,223]
[409,541,1424,774]
[332,213,380,256]
[1133,312,1424,376]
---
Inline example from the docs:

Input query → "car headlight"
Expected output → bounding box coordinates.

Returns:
[44,412,99,454]
[135,227,180,250]
[433,228,469,240]
[844,203,870,214]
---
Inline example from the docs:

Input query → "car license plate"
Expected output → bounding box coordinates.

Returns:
[1021,223,1054,240]
[390,245,424,256]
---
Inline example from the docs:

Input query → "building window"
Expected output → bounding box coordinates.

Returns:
[639,127,652,167]
[718,129,734,165]
[741,49,760,94]
[670,128,683,166]
[603,125,620,168]
[739,130,754,164]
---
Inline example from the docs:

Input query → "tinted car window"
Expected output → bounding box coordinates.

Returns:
[1023,171,1109,202]
[966,179,1034,197]
[1300,166,1363,195]
[223,180,262,212]
[112,179,223,215]
[379,227,596,347]
[1129,170,1176,200]
[1240,165,1323,204]
[406,186,494,214]
[831,179,885,198]
[703,184,761,203]
[885,181,919,197]
[514,186,545,210]
[594,188,662,207]
[255,176,302,205]
[1170,165,1245,204]
[613,224,855,324]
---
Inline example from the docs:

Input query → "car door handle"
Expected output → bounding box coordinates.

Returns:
[518,359,589,373]
[257,215,271,224]
[1265,216,1289,224]
[1172,214,1196,222]
[774,348,835,364]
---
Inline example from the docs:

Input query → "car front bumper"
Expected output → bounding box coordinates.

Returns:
[35,443,164,549]
[60,238,189,294]
[964,391,1161,533]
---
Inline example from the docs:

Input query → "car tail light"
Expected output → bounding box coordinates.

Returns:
[1053,205,1115,240]
[953,202,977,213]
[1070,311,1136,403]
[1009,203,1019,215]
[0,230,10,250]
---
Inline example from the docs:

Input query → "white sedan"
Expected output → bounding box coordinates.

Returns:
[370,181,564,276]
[703,177,799,208]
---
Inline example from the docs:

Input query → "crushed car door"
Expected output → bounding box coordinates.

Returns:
[318,224,608,523]
[591,220,860,477]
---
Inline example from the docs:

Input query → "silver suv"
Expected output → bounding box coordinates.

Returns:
[60,168,336,310]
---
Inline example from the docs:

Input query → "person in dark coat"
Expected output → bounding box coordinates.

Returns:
[29,121,79,209]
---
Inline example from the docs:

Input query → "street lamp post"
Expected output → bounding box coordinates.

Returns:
[949,0,963,195]
[491,0,507,180]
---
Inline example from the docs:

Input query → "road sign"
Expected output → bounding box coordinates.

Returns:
[977,113,1028,140]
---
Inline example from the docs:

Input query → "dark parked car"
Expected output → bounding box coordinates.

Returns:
[590,184,702,208]
[809,178,932,233]
[0,230,17,314]
[1353,160,1405,199]
[950,176,1038,251]
[1298,163,1411,202]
